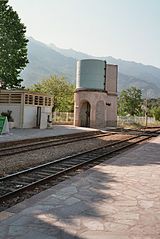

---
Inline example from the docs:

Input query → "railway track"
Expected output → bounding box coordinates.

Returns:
[1,127,159,158]
[0,131,101,148]
[0,131,116,157]
[0,131,158,203]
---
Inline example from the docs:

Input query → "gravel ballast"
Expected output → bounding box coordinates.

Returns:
[0,134,130,177]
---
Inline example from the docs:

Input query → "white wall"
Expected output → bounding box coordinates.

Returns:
[0,105,22,128]
[40,107,51,129]
[23,106,52,128]
[23,106,37,128]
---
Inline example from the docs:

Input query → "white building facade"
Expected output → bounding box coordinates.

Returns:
[0,90,53,129]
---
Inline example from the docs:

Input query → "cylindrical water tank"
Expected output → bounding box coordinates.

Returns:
[76,59,106,90]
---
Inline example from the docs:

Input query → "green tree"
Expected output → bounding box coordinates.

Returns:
[150,107,160,121]
[30,75,75,112]
[0,0,28,88]
[118,87,142,116]
[146,98,160,117]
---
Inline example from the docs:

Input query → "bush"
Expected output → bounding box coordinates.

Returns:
[1,110,14,122]
[153,107,160,121]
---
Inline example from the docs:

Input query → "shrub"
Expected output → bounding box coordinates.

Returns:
[1,110,14,122]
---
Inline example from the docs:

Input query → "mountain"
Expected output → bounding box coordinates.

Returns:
[21,37,76,86]
[21,37,160,98]
[50,43,91,60]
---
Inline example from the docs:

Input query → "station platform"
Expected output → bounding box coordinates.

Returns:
[0,135,160,238]
[0,125,98,143]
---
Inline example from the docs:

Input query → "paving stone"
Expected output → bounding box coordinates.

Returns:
[104,222,130,232]
[139,213,159,225]
[130,236,156,239]
[114,200,137,206]
[20,205,54,215]
[0,135,160,238]
[0,225,8,239]
[18,229,57,239]
[82,218,104,230]
[35,213,58,225]
[7,215,34,226]
[114,212,140,220]
[8,225,29,236]
[0,211,14,221]
[138,200,154,209]
[64,197,81,205]
[79,231,130,239]
[116,219,137,226]
[40,196,63,205]
[56,186,78,196]
[49,201,89,219]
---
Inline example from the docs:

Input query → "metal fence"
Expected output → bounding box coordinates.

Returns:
[53,112,74,124]
[52,112,159,127]
[117,116,159,127]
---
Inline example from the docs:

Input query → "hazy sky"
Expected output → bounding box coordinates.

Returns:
[9,0,160,68]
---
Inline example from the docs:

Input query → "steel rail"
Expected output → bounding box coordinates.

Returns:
[0,132,117,157]
[0,132,156,202]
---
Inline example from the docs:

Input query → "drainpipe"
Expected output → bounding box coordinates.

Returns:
[21,93,25,128]
[104,60,107,91]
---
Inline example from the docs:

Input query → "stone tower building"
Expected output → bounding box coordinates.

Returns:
[74,59,118,129]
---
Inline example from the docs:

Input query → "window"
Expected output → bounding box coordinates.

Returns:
[34,96,38,105]
[45,97,48,106]
[39,96,43,105]
[29,95,33,104]
[10,94,21,103]
[0,94,9,103]
[25,94,28,104]
[48,97,51,106]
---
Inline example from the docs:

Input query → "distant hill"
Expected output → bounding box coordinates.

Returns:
[21,37,160,98]
[50,43,91,60]
[21,37,76,86]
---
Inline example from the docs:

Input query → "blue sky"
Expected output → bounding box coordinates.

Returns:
[9,0,160,68]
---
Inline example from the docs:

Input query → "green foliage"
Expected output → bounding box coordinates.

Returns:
[30,75,75,112]
[0,0,28,88]
[142,98,160,117]
[118,87,142,116]
[150,107,160,121]
[147,98,160,108]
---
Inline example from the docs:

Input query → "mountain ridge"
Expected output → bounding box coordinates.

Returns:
[21,37,160,98]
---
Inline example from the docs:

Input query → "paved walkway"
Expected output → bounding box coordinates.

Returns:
[0,136,160,239]
[0,125,97,143]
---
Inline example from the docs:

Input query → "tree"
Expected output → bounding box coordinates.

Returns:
[146,98,160,117]
[0,0,28,88]
[30,75,75,112]
[118,87,142,116]
[150,107,160,121]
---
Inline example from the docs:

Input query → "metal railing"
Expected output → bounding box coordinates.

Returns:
[53,112,74,124]
[117,116,159,127]
[52,112,160,127]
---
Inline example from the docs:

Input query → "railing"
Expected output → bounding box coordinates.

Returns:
[117,116,159,127]
[53,112,74,124]
[52,112,160,127]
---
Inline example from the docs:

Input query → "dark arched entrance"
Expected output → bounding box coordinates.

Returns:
[80,101,91,127]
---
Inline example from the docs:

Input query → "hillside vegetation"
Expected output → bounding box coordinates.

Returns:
[21,37,160,98]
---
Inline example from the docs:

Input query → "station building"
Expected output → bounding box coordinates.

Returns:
[0,90,53,129]
[74,59,118,128]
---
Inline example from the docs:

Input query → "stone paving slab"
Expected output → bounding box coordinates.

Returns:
[0,136,160,238]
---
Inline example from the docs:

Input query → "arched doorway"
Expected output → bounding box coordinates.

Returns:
[96,100,105,128]
[80,101,91,127]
